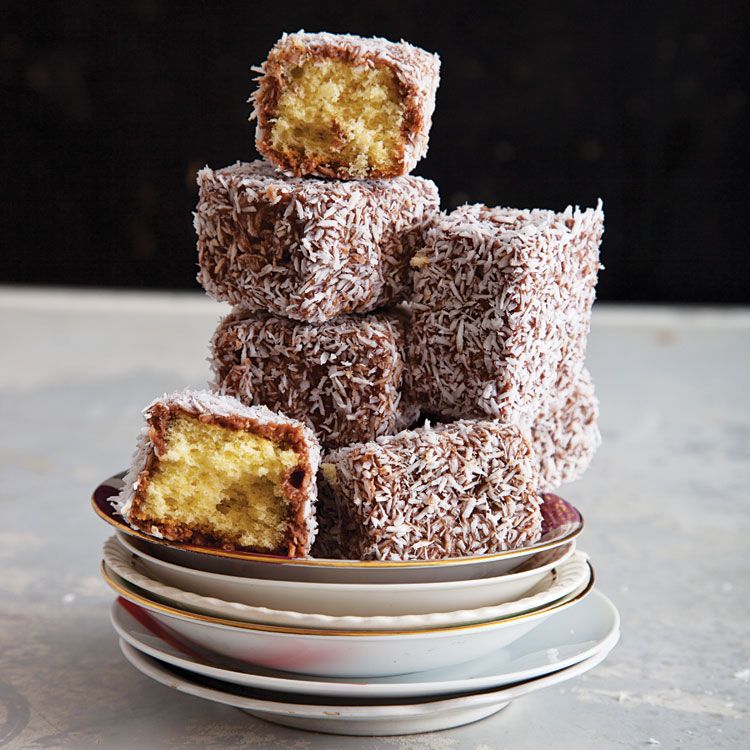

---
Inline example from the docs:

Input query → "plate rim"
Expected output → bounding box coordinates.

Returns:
[101,559,596,637]
[93,473,584,569]
[111,590,620,699]
[116,531,577,591]
[104,536,589,629]
[118,631,620,717]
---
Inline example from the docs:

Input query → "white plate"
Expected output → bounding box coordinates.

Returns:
[105,537,587,627]
[111,589,620,699]
[118,629,619,736]
[94,474,583,583]
[101,561,594,678]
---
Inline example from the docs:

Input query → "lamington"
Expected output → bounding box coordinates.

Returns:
[313,420,541,561]
[211,310,416,450]
[250,31,440,179]
[532,368,601,490]
[409,201,604,425]
[195,160,439,323]
[112,389,320,558]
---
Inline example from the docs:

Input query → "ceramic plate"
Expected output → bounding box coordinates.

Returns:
[93,473,583,583]
[110,535,580,620]
[112,589,619,699]
[101,561,594,678]
[118,630,619,736]
[105,536,587,627]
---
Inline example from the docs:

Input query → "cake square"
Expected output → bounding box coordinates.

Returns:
[409,201,604,424]
[211,310,416,450]
[532,368,601,490]
[195,161,439,322]
[313,420,541,561]
[250,31,440,179]
[112,390,320,557]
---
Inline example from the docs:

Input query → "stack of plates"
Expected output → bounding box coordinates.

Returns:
[94,474,619,736]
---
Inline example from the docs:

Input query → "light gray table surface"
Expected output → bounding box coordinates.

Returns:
[0,288,748,749]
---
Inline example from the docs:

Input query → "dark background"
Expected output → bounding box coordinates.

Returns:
[2,0,748,302]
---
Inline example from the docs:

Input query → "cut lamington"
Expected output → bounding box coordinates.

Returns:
[195,161,439,323]
[532,368,601,490]
[409,202,604,425]
[211,310,416,450]
[112,389,320,557]
[313,420,541,561]
[251,31,440,179]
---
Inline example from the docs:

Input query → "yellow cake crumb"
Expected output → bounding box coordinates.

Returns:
[320,462,339,488]
[269,60,404,177]
[137,414,299,550]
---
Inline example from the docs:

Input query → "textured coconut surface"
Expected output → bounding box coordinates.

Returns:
[315,420,541,561]
[409,202,604,424]
[195,160,439,322]
[210,309,415,449]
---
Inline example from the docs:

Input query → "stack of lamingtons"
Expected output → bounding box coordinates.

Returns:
[94,31,618,736]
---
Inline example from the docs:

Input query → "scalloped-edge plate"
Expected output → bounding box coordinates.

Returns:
[116,532,576,615]
[92,473,584,583]
[103,536,590,629]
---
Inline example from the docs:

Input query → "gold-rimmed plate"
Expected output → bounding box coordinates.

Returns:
[101,560,595,678]
[111,587,619,699]
[93,473,584,584]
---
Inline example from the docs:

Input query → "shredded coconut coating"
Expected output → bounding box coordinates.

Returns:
[195,161,439,323]
[313,420,542,561]
[250,31,440,178]
[409,201,604,425]
[210,310,417,451]
[532,368,601,490]
[112,389,321,556]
